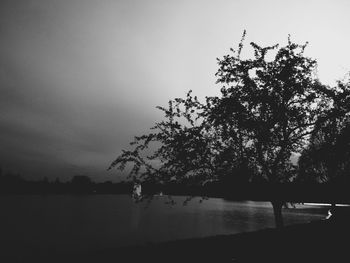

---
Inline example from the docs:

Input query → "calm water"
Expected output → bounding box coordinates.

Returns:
[0,195,327,254]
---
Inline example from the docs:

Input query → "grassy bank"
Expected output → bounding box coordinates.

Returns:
[3,217,348,263]
[91,219,349,263]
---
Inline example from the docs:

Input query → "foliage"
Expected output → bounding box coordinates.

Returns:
[109,33,350,227]
[110,33,348,200]
[210,34,328,184]
[109,91,221,186]
[298,79,350,183]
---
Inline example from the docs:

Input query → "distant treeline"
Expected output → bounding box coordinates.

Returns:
[141,180,350,204]
[1,170,350,204]
[0,172,132,195]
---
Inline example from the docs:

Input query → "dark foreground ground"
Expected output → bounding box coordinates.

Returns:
[1,216,349,263]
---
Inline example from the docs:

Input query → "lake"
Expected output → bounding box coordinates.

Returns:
[0,195,327,255]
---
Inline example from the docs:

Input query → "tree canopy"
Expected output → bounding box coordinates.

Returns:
[109,33,350,227]
[298,78,350,184]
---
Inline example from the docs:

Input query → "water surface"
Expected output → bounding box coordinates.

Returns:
[0,195,327,254]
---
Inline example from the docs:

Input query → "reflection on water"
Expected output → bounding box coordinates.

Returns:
[0,195,326,253]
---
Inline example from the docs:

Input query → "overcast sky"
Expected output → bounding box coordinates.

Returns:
[1,0,350,182]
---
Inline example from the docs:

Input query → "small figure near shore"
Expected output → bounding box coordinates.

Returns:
[132,182,142,201]
[325,209,333,220]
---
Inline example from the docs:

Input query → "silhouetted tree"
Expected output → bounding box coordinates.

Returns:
[110,33,341,228]
[109,91,220,186]
[54,177,61,184]
[0,169,26,193]
[71,175,93,193]
[71,175,92,185]
[207,33,331,227]
[298,78,350,200]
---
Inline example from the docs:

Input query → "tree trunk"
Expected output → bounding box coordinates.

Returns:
[272,200,284,228]
[331,202,336,218]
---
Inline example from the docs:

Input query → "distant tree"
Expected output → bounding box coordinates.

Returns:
[298,79,350,187]
[42,176,49,184]
[71,175,92,185]
[0,169,25,193]
[54,177,61,184]
[110,33,338,228]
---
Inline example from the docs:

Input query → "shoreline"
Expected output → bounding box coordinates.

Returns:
[90,218,350,263]
[3,218,348,263]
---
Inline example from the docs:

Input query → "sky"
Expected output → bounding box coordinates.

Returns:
[1,0,350,182]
